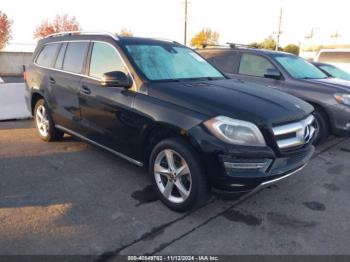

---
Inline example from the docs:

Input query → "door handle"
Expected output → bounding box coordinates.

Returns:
[49,77,56,84]
[80,86,91,95]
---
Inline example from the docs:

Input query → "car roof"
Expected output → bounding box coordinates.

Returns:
[38,31,181,47]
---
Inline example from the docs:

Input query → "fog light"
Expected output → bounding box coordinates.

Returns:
[224,159,272,172]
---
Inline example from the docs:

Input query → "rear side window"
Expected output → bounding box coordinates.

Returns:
[318,52,350,63]
[63,42,89,74]
[54,43,67,69]
[212,54,237,73]
[89,42,127,79]
[36,43,60,67]
[239,53,276,77]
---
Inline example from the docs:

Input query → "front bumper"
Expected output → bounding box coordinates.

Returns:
[189,125,315,194]
[328,103,350,136]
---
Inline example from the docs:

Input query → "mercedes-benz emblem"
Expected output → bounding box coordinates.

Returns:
[303,124,311,143]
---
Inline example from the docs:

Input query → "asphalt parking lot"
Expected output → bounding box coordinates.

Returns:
[0,119,350,260]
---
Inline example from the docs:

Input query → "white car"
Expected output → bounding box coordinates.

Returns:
[314,49,350,73]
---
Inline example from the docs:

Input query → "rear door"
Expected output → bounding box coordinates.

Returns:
[50,41,90,132]
[79,41,138,157]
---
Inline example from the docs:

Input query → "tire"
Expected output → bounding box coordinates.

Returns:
[149,137,210,212]
[313,107,330,145]
[34,99,64,142]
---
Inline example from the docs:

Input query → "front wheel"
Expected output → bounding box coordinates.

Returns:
[149,138,209,212]
[313,108,330,145]
[34,99,64,142]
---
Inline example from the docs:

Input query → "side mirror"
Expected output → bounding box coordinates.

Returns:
[264,68,281,80]
[101,71,132,89]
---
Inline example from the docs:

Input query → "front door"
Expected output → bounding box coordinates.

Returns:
[79,42,138,158]
[230,52,281,89]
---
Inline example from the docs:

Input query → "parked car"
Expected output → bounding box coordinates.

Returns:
[25,32,315,212]
[311,61,350,81]
[314,49,350,74]
[199,47,350,144]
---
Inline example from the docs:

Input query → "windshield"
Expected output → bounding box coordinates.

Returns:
[274,55,327,79]
[125,44,224,81]
[319,64,350,81]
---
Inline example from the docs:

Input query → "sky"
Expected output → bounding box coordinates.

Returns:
[1,0,350,50]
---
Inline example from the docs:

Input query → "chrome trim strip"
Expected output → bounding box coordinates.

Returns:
[55,125,144,167]
[272,115,315,149]
[242,163,307,199]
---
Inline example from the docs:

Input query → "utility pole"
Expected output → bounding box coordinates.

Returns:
[184,0,188,45]
[275,7,283,51]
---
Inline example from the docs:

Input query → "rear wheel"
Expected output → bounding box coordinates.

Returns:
[313,107,330,145]
[149,138,209,212]
[34,99,64,142]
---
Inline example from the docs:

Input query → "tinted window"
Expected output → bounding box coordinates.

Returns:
[239,53,276,77]
[36,43,60,67]
[89,42,127,79]
[54,43,67,69]
[318,52,350,63]
[212,54,236,73]
[63,42,89,74]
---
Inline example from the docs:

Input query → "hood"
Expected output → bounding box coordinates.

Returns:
[147,78,313,127]
[303,78,350,93]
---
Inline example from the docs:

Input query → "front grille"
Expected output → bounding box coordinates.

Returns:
[272,115,316,150]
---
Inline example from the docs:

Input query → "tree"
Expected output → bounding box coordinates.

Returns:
[119,27,133,37]
[190,28,220,49]
[283,44,300,55]
[259,36,277,50]
[0,11,13,50]
[34,14,81,39]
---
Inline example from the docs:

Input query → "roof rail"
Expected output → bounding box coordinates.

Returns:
[46,31,119,41]
[226,42,250,48]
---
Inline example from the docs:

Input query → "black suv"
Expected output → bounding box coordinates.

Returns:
[25,32,315,211]
[198,47,350,144]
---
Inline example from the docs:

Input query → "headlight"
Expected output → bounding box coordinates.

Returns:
[204,116,266,147]
[334,93,350,106]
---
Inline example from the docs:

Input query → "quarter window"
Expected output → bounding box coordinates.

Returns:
[89,42,127,79]
[212,54,237,73]
[62,42,89,74]
[36,43,60,67]
[239,53,276,77]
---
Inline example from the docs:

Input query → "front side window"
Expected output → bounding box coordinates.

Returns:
[125,44,224,81]
[62,42,89,74]
[320,64,350,80]
[36,43,60,67]
[89,42,127,79]
[275,55,327,79]
[238,53,276,77]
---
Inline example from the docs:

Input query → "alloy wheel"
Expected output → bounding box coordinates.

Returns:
[35,105,49,137]
[154,149,192,204]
